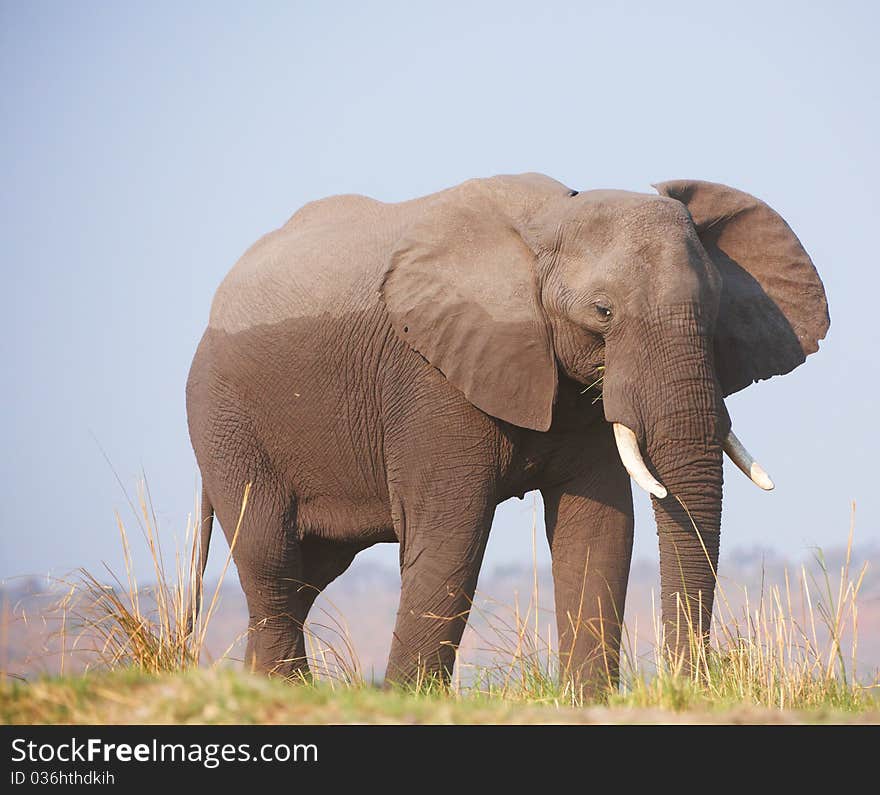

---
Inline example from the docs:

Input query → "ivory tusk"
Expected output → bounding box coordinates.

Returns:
[723,429,775,491]
[612,423,668,499]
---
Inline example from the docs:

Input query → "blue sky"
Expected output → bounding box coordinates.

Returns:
[1,1,878,583]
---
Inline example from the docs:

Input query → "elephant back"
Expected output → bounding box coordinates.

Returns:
[208,193,402,335]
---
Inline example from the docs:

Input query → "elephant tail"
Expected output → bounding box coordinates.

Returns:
[185,485,214,637]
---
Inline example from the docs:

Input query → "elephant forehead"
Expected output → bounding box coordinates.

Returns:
[563,190,692,237]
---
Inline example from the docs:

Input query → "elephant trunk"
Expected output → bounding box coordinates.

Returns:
[603,305,729,663]
[649,433,723,662]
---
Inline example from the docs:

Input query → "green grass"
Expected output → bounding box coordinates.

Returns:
[2,667,877,725]
[2,483,878,724]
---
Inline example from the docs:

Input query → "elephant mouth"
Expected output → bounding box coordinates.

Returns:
[612,421,774,498]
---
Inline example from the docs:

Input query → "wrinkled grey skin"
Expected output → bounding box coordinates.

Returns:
[186,173,828,691]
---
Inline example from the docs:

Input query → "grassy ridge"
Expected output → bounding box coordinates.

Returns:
[2,668,877,725]
[2,484,878,724]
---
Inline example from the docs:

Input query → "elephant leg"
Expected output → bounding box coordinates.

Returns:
[281,538,363,678]
[384,486,495,687]
[229,488,310,680]
[541,423,634,698]
[296,538,362,616]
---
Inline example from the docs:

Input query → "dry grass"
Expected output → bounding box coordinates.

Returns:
[1,484,876,723]
[420,502,877,716]
[20,479,365,687]
[608,502,875,713]
[44,482,251,675]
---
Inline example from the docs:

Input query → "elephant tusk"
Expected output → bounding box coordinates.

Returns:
[612,423,668,499]
[723,429,775,491]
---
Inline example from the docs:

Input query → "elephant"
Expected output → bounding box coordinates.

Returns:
[186,173,829,692]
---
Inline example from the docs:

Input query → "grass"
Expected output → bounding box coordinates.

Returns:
[581,365,605,403]
[4,667,876,725]
[45,482,251,676]
[1,484,877,724]
[606,502,875,714]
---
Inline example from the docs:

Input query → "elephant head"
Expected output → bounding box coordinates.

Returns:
[381,173,829,654]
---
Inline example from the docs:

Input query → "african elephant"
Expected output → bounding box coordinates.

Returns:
[186,173,828,691]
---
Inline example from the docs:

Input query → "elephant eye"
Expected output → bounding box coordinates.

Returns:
[595,303,613,320]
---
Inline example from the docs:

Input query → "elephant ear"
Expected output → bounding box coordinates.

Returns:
[655,180,830,396]
[381,197,557,431]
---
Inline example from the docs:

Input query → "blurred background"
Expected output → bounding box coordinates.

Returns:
[1,1,877,597]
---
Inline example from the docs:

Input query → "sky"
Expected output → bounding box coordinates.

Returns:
[1,1,878,585]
